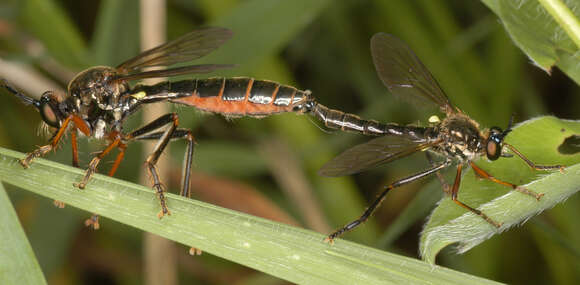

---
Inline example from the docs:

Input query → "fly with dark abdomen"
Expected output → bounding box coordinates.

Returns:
[1,27,385,226]
[319,33,565,242]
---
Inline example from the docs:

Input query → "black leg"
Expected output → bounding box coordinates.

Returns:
[325,159,452,243]
[133,129,196,198]
[126,113,195,218]
[425,152,450,194]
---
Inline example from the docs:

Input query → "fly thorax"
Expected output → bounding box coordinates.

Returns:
[68,66,125,114]
[439,114,485,160]
[447,128,484,159]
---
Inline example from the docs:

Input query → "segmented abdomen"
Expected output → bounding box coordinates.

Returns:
[310,103,427,138]
[146,77,312,117]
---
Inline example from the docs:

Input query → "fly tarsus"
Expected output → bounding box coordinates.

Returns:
[146,157,170,218]
[452,198,503,228]
[74,157,100,189]
[325,219,365,244]
[19,145,53,168]
[53,200,66,208]
[137,113,181,218]
[514,186,544,201]
[84,214,101,230]
[74,136,121,189]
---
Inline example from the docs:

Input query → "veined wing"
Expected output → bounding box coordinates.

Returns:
[319,135,437,177]
[371,33,455,114]
[114,64,235,81]
[116,27,233,73]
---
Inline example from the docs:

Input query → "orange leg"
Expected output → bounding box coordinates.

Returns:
[84,143,128,230]
[503,143,565,172]
[470,161,543,200]
[20,114,90,168]
[19,115,74,168]
[108,143,127,177]
[53,127,81,210]
[74,133,121,189]
[450,164,502,227]
[71,128,79,168]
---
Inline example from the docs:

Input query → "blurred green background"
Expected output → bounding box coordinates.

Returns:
[0,0,579,284]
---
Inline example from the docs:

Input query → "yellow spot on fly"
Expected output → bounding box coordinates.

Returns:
[428,115,440,123]
[131,91,146,99]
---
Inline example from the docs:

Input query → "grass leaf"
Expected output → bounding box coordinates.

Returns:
[0,147,500,284]
[0,183,46,284]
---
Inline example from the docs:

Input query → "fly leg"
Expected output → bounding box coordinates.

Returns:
[469,161,543,200]
[53,127,82,209]
[503,143,565,172]
[131,127,197,254]
[20,115,90,209]
[125,113,194,218]
[20,114,89,168]
[425,152,450,194]
[71,129,80,168]
[131,129,195,198]
[19,117,68,168]
[450,164,502,227]
[325,160,451,243]
[84,143,128,230]
[74,132,122,189]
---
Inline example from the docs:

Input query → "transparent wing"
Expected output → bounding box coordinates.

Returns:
[116,27,233,73]
[371,33,455,114]
[319,136,436,177]
[114,64,235,81]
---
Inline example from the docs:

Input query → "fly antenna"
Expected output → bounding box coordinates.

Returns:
[1,79,37,106]
[507,114,515,130]
[501,114,515,138]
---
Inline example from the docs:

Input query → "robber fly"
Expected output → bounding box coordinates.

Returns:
[318,33,565,242]
[2,27,387,226]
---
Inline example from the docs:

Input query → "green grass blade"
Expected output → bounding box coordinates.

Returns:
[0,147,501,284]
[421,116,580,264]
[482,0,580,84]
[0,183,46,284]
[20,0,88,68]
[91,0,140,67]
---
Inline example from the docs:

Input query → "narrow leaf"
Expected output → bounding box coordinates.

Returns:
[0,147,500,284]
[0,183,46,284]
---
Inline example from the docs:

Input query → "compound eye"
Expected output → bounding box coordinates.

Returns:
[486,126,505,160]
[38,93,61,128]
[486,140,501,160]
